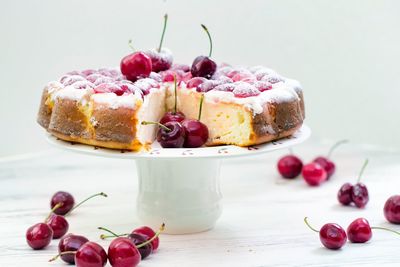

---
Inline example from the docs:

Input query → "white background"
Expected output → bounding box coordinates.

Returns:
[1,0,399,157]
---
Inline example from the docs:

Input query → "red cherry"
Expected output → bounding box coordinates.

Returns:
[146,48,173,72]
[159,111,185,124]
[337,183,353,206]
[384,195,400,223]
[108,237,141,267]
[181,119,209,148]
[304,217,347,250]
[75,242,107,267]
[347,218,372,243]
[156,121,186,148]
[313,157,335,179]
[26,223,53,249]
[186,77,207,88]
[233,83,260,98]
[50,191,75,215]
[302,163,327,186]
[191,56,217,79]
[133,226,159,251]
[121,52,152,82]
[319,223,347,249]
[277,155,303,179]
[127,233,153,259]
[351,183,369,208]
[58,234,89,264]
[47,214,69,239]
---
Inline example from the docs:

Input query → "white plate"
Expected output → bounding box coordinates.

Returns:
[47,125,310,159]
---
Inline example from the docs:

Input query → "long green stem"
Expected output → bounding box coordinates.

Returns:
[158,14,168,52]
[371,226,400,236]
[141,121,171,132]
[136,223,165,249]
[198,94,204,121]
[357,159,369,183]
[327,139,348,158]
[66,192,107,216]
[45,203,62,223]
[174,75,177,113]
[201,24,213,57]
[98,226,121,238]
[49,251,76,262]
[304,217,319,233]
[100,233,130,240]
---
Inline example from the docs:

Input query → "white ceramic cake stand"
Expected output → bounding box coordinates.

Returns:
[47,125,310,234]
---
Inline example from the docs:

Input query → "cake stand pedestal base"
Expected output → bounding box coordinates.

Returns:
[135,158,222,234]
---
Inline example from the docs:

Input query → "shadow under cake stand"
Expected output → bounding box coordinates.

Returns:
[47,125,310,234]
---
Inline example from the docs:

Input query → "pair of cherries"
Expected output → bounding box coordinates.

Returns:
[277,140,347,186]
[50,224,163,267]
[304,217,400,250]
[26,191,107,250]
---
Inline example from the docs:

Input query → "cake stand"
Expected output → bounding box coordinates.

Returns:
[47,125,310,234]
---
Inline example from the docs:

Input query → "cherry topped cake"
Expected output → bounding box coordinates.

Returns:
[37,20,305,151]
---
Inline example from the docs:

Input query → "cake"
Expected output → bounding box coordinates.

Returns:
[37,64,305,151]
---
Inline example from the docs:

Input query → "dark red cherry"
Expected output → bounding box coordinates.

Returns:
[351,183,369,208]
[75,242,107,267]
[319,223,347,249]
[58,234,89,264]
[337,183,353,206]
[133,226,159,251]
[159,111,185,124]
[108,237,141,267]
[128,233,153,259]
[384,195,400,223]
[191,56,217,79]
[146,48,173,72]
[313,156,335,179]
[47,214,69,239]
[347,218,372,243]
[26,223,53,249]
[277,155,303,179]
[181,119,209,148]
[121,52,152,82]
[51,191,75,215]
[302,162,327,186]
[156,121,186,148]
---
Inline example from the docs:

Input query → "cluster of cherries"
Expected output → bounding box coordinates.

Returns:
[304,216,400,250]
[277,140,347,186]
[26,191,163,267]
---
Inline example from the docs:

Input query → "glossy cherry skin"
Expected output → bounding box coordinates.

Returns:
[51,191,75,215]
[277,155,303,179]
[337,183,353,206]
[302,163,328,186]
[156,121,186,148]
[351,183,369,208]
[319,223,347,249]
[133,226,159,251]
[384,195,400,223]
[26,223,53,249]
[347,218,372,243]
[108,237,141,267]
[121,52,152,82]
[47,214,69,239]
[128,233,153,259]
[181,119,209,148]
[159,111,185,124]
[75,242,107,267]
[58,234,89,264]
[313,156,335,179]
[191,56,217,79]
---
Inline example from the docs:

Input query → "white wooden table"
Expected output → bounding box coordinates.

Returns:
[1,139,400,267]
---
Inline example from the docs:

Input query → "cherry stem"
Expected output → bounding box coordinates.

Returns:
[327,139,348,159]
[100,233,130,240]
[357,159,369,183]
[128,39,135,52]
[48,251,76,262]
[304,217,319,233]
[136,223,165,249]
[158,14,168,52]
[66,192,107,216]
[371,226,400,236]
[198,94,204,121]
[174,74,177,113]
[45,203,62,223]
[98,226,121,238]
[201,24,213,57]
[141,121,171,132]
